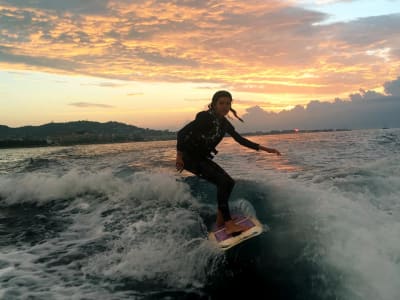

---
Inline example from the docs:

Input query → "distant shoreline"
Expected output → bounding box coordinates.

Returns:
[0,138,175,149]
[241,128,351,136]
[0,126,353,149]
[0,120,175,149]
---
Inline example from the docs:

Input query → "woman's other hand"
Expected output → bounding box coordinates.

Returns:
[176,152,184,172]
[259,145,281,156]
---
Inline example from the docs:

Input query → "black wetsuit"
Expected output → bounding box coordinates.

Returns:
[177,110,259,221]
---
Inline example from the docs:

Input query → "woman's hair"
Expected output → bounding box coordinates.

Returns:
[208,90,244,122]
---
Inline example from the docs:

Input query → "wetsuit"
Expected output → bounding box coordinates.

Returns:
[177,110,259,221]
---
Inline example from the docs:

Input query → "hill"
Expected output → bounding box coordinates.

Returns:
[0,121,176,148]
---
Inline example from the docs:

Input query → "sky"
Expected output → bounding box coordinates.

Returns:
[1,0,400,131]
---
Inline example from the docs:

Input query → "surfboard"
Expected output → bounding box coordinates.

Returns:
[208,215,264,251]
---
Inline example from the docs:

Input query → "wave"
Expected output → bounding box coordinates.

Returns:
[0,169,222,298]
[1,146,400,299]
[249,166,400,300]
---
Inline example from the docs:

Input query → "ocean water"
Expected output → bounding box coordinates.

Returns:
[1,128,400,300]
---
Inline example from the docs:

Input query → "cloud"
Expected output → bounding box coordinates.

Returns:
[0,8,53,43]
[237,77,400,131]
[0,45,81,71]
[127,92,144,96]
[292,0,349,4]
[0,0,110,14]
[384,76,400,96]
[0,0,400,99]
[135,50,199,67]
[330,13,400,50]
[69,102,113,108]
[80,82,126,88]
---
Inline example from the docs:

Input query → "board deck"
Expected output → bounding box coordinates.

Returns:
[208,215,264,250]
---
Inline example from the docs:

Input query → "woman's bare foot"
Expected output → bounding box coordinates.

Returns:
[225,220,247,235]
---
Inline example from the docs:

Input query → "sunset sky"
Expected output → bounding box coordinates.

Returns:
[1,0,400,131]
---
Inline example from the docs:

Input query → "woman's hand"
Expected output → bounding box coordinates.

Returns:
[176,151,184,172]
[259,145,281,156]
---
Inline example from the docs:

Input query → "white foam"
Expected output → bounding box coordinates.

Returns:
[0,167,220,296]
[0,166,195,206]
[0,168,121,205]
[251,170,400,300]
[230,198,257,217]
[78,172,223,289]
[0,266,14,277]
[318,192,400,300]
[84,208,222,289]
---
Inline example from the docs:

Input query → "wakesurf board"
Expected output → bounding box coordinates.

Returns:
[208,215,264,251]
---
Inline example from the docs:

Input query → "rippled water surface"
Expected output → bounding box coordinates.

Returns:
[1,129,400,299]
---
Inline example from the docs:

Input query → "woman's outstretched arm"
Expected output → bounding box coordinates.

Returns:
[258,145,281,156]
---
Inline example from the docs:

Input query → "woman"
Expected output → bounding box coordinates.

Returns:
[176,90,281,234]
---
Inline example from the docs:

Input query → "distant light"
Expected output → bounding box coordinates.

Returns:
[294,128,300,132]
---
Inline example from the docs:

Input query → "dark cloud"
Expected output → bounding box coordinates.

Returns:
[0,8,53,42]
[323,13,400,62]
[384,76,400,96]
[126,26,155,40]
[0,0,110,14]
[332,13,400,47]
[69,102,113,108]
[349,89,385,102]
[114,0,211,8]
[0,45,81,71]
[238,78,400,131]
[162,0,211,8]
[51,31,91,44]
[135,50,199,67]
[104,30,121,39]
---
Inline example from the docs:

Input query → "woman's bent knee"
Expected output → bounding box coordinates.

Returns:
[218,176,235,191]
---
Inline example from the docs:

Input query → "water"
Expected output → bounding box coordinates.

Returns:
[1,129,399,299]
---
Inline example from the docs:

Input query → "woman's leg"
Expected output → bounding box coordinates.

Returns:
[183,155,246,234]
[197,159,235,222]
[184,155,234,219]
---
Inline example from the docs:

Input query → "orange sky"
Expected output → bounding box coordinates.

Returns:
[1,0,400,129]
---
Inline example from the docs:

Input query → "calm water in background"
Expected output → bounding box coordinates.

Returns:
[1,129,399,300]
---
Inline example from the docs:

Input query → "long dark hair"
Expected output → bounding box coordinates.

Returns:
[208,90,244,122]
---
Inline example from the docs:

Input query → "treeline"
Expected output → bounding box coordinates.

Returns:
[0,121,176,148]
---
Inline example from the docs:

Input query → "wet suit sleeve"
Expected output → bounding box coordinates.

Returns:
[177,111,212,152]
[226,121,260,151]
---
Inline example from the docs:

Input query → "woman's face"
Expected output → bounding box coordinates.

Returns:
[214,96,232,117]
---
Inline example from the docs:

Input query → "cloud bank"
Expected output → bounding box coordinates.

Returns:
[237,77,400,131]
